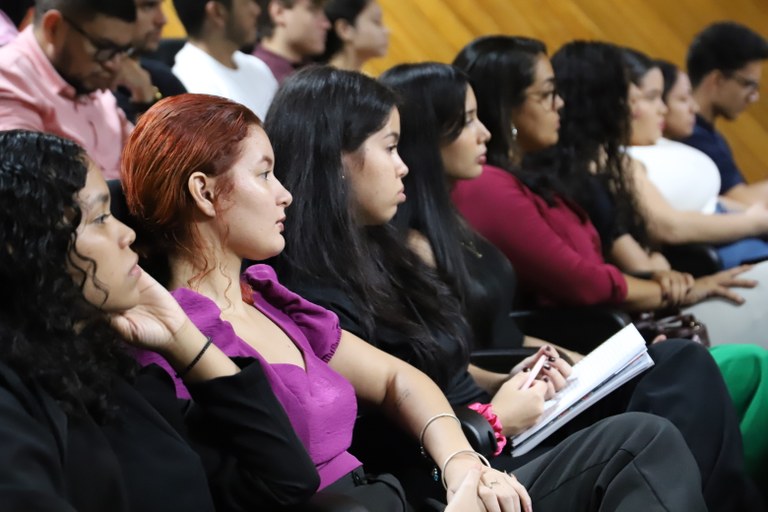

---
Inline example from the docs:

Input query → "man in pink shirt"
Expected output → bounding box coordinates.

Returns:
[0,0,136,179]
[0,11,19,46]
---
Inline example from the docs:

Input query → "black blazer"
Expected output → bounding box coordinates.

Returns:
[0,358,319,512]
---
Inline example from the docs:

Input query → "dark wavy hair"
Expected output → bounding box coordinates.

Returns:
[538,41,648,250]
[687,21,768,88]
[0,130,135,422]
[267,66,467,387]
[317,0,371,63]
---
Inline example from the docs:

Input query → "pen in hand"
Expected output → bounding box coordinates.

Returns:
[519,355,548,390]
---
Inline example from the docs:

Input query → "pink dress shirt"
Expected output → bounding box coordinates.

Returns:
[0,27,132,179]
[0,11,18,46]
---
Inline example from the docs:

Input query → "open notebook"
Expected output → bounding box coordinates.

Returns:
[510,324,654,456]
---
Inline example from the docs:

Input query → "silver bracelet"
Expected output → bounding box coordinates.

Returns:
[418,413,461,456]
[440,449,491,490]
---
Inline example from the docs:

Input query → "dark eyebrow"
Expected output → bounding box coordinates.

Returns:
[385,132,400,143]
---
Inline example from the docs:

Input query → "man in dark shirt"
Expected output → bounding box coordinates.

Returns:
[114,0,186,123]
[252,0,330,84]
[681,22,768,204]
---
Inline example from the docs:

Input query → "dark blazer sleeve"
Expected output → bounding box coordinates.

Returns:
[136,361,319,511]
[0,366,77,512]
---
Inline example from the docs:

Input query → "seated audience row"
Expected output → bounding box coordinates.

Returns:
[0,1,767,510]
[450,35,768,497]
[0,100,711,511]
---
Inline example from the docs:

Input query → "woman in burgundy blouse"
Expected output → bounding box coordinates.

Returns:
[452,35,768,509]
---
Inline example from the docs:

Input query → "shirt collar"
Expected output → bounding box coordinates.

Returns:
[695,114,715,133]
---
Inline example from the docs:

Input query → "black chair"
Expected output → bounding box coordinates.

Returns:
[508,307,631,355]
[662,243,723,277]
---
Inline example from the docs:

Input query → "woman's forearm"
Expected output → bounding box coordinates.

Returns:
[632,158,768,244]
[468,364,508,395]
[646,208,767,245]
[622,274,665,311]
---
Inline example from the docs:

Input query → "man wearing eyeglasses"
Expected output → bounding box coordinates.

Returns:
[681,22,768,205]
[0,0,137,179]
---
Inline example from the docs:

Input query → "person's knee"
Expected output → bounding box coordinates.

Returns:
[649,338,718,371]
[601,412,681,450]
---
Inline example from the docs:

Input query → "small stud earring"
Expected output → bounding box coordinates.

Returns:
[511,124,518,141]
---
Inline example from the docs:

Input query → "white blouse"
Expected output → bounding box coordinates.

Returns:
[628,138,721,214]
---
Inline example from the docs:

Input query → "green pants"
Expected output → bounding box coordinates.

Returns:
[711,344,768,488]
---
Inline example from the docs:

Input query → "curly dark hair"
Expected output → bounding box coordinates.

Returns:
[538,41,649,251]
[0,130,135,422]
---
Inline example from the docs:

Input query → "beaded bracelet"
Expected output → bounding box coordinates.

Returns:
[176,336,213,378]
[440,449,491,490]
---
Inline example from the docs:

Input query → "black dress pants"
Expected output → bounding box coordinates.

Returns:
[514,339,764,512]
[515,412,707,511]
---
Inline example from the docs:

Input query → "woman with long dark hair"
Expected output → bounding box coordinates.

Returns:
[452,36,768,509]
[264,65,718,511]
[624,50,768,269]
[453,38,756,318]
[378,57,768,512]
[121,92,549,512]
[0,129,320,511]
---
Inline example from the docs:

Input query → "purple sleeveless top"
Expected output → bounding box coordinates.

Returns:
[135,265,361,489]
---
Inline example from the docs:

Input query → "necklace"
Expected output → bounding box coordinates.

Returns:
[461,240,483,259]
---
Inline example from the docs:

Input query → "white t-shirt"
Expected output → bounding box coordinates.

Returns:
[173,43,278,121]
[628,138,721,214]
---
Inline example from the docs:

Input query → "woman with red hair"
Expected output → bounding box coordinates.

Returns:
[121,91,534,511]
[121,81,708,512]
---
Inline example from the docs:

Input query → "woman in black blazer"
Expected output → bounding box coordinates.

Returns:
[0,129,319,512]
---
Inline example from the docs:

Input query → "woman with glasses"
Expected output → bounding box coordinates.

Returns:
[626,54,768,270]
[452,37,768,509]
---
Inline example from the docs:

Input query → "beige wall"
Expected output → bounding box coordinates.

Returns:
[161,0,768,183]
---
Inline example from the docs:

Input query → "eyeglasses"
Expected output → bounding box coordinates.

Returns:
[728,72,760,94]
[61,14,134,63]
[526,86,560,110]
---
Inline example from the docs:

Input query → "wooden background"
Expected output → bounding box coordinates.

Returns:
[162,0,768,183]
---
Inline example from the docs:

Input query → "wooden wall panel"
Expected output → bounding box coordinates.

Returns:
[160,0,768,183]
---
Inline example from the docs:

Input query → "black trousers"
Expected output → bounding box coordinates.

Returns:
[514,412,707,511]
[499,339,764,512]
[354,340,762,511]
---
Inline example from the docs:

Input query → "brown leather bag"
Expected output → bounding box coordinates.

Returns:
[634,312,711,347]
